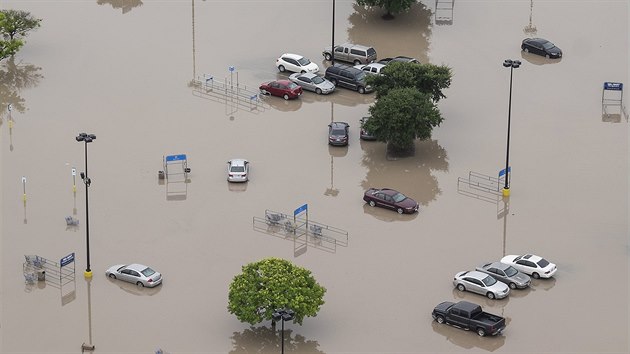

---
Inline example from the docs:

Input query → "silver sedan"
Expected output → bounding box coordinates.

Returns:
[476,262,531,289]
[105,263,163,288]
[288,72,335,95]
[453,270,510,299]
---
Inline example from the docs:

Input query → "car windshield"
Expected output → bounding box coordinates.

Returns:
[504,266,518,277]
[287,82,299,89]
[537,258,550,268]
[367,48,376,56]
[141,267,155,277]
[542,42,555,50]
[311,76,324,84]
[231,166,245,173]
[297,57,311,66]
[392,193,407,203]
[482,275,497,286]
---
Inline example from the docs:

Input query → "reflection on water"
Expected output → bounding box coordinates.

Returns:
[106,277,162,296]
[0,56,43,119]
[96,0,143,14]
[431,321,506,352]
[347,2,432,63]
[362,202,418,222]
[228,181,248,192]
[451,288,510,314]
[361,139,448,207]
[262,95,302,112]
[520,51,562,66]
[229,326,324,354]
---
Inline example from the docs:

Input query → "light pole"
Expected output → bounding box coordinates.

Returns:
[331,0,335,66]
[502,59,520,197]
[272,308,295,354]
[76,132,96,278]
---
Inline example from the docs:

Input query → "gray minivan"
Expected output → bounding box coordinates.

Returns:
[324,64,373,94]
[323,43,377,65]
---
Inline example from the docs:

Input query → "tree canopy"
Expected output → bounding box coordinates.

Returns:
[356,0,417,18]
[0,10,41,40]
[228,258,326,325]
[367,61,452,102]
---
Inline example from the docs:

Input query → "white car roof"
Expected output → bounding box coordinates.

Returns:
[281,53,304,60]
[230,159,248,166]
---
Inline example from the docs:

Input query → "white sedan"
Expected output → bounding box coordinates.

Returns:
[227,158,249,182]
[501,254,557,279]
[276,53,319,74]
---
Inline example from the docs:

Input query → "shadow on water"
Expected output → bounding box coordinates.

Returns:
[360,139,448,207]
[520,51,563,66]
[362,202,419,222]
[106,277,163,296]
[431,321,506,352]
[347,2,432,63]
[96,0,143,14]
[0,56,43,120]
[229,326,324,354]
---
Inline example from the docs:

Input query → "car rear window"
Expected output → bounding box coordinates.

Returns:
[537,258,550,268]
[367,48,376,56]
[231,166,245,173]
[287,82,299,89]
[141,267,155,277]
[332,128,345,135]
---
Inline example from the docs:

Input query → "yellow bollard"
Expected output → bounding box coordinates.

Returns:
[502,188,510,197]
[84,270,93,278]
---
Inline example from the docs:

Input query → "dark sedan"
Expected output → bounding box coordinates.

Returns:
[363,188,419,214]
[359,117,376,140]
[521,38,562,58]
[328,121,349,146]
[259,80,303,100]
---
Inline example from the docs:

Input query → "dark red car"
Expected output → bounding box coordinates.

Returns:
[259,80,303,100]
[363,188,419,214]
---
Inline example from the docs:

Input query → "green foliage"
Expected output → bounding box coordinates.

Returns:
[0,9,42,40]
[366,62,452,102]
[228,258,326,325]
[364,87,442,150]
[0,38,23,61]
[356,0,417,16]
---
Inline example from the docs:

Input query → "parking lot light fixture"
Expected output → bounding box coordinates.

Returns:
[272,308,295,354]
[502,59,521,197]
[76,133,96,278]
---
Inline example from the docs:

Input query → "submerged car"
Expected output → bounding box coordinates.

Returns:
[105,263,162,288]
[288,72,335,95]
[259,80,303,100]
[501,254,557,279]
[328,121,349,146]
[227,158,249,182]
[476,261,531,289]
[521,38,562,58]
[276,53,319,74]
[359,117,376,140]
[453,270,510,299]
[363,188,419,214]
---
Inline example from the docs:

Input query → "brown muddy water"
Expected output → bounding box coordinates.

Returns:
[1,0,628,353]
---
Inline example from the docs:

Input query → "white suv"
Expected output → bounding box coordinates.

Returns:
[276,53,319,74]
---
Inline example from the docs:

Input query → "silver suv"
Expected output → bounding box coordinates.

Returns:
[323,43,377,65]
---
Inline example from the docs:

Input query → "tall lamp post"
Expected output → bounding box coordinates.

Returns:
[76,133,96,278]
[501,59,520,197]
[331,0,335,66]
[272,308,295,354]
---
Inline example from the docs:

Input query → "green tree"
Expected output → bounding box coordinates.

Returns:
[367,61,452,102]
[356,0,417,19]
[0,37,22,61]
[363,87,443,151]
[0,10,42,40]
[228,258,326,325]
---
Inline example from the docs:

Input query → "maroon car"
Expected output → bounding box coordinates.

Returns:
[259,80,303,100]
[363,188,419,214]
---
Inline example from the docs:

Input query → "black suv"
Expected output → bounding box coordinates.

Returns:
[324,64,373,94]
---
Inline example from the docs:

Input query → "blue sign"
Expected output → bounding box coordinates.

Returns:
[294,203,308,216]
[498,167,511,178]
[604,82,623,91]
[60,252,75,267]
[229,66,235,72]
[165,154,187,162]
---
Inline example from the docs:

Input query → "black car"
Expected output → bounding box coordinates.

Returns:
[359,117,376,140]
[324,64,372,94]
[328,121,349,146]
[521,38,562,58]
[378,56,420,65]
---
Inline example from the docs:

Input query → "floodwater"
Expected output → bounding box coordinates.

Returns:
[1,0,628,353]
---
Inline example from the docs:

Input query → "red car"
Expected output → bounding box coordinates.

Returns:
[363,188,419,214]
[259,80,303,100]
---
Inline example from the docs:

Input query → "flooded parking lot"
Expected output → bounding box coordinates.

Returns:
[1,0,628,353]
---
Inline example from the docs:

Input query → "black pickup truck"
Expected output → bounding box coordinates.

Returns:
[432,301,506,337]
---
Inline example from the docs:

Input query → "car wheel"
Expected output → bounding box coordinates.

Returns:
[532,272,540,279]
[278,65,285,72]
[358,86,365,94]
[324,53,332,61]
[509,282,517,289]
[397,207,404,214]
[315,88,322,95]
[353,59,361,66]
[369,200,376,207]
[477,328,486,337]
[136,281,144,287]
[524,47,529,53]
[260,89,269,95]
[486,292,495,300]
[108,274,116,279]
[330,78,337,86]
[283,94,290,100]
[457,284,465,292]
[436,316,445,324]
[545,54,550,59]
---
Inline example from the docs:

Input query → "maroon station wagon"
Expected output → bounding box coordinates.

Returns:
[363,188,419,214]
[259,79,303,100]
